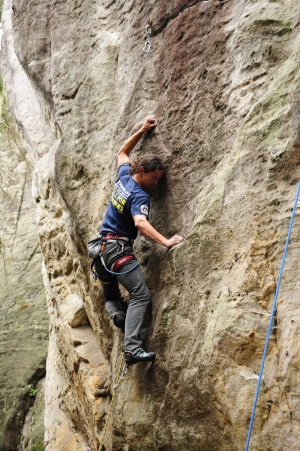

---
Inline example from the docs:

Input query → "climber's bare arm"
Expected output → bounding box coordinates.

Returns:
[117,118,157,168]
[133,214,184,248]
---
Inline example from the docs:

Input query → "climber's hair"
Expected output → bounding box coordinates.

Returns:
[129,155,165,175]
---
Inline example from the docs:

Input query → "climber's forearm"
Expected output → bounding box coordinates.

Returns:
[133,215,184,248]
[118,129,145,166]
[134,215,168,246]
[117,118,157,167]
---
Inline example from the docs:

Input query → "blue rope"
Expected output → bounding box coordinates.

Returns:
[245,179,300,451]
[100,254,139,275]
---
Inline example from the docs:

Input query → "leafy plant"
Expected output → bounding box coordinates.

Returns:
[29,389,37,397]
[32,444,44,451]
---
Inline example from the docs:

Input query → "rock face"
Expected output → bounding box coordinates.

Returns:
[2,0,300,450]
[0,82,48,448]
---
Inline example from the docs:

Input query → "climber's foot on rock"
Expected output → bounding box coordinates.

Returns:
[124,349,156,365]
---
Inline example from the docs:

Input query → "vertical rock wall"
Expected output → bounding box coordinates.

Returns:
[2,0,300,450]
[0,84,48,449]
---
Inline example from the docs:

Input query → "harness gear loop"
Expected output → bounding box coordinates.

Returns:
[91,235,140,280]
[99,252,139,276]
[99,354,129,451]
[99,236,139,276]
[143,19,152,53]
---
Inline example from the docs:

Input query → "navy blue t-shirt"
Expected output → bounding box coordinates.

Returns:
[100,163,150,239]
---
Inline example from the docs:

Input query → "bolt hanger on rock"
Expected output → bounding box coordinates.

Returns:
[143,19,152,53]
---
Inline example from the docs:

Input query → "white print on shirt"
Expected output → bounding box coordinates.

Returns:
[111,180,130,213]
[141,205,148,215]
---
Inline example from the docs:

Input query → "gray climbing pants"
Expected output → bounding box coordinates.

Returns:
[93,240,150,352]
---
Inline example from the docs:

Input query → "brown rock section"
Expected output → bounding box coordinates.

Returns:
[2,0,300,450]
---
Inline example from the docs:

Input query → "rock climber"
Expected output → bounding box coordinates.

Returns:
[93,117,184,365]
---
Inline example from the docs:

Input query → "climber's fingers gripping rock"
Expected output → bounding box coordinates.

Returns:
[166,235,184,249]
[141,117,157,133]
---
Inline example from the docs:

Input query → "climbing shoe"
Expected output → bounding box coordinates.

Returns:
[124,349,156,365]
[113,313,126,333]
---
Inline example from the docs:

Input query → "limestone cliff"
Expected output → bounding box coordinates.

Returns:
[0,71,48,450]
[2,0,300,450]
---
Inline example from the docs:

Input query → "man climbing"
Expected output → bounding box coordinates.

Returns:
[94,117,184,365]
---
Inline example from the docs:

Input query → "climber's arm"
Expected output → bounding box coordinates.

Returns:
[117,117,157,167]
[133,214,184,248]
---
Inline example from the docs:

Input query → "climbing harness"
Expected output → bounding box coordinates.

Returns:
[244,180,300,451]
[88,236,140,279]
[99,252,139,276]
[99,236,140,276]
[99,354,129,451]
[143,19,152,53]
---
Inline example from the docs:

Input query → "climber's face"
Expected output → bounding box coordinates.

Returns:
[138,168,164,191]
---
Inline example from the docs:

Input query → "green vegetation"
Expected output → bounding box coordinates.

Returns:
[29,389,38,397]
[0,77,11,133]
[32,444,44,451]
[0,72,30,178]
[0,0,3,21]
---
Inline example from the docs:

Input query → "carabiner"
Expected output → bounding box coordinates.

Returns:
[143,39,151,53]
[143,22,151,53]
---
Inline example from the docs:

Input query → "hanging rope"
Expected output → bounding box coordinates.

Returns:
[99,354,128,451]
[244,179,300,451]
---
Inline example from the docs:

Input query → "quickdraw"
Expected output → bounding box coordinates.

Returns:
[143,19,152,53]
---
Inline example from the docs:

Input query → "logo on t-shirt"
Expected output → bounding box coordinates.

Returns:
[111,180,130,213]
[141,205,148,215]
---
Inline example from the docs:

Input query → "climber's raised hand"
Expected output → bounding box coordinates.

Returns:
[118,117,157,167]
[140,117,157,133]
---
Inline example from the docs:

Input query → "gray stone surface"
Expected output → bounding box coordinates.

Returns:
[2,0,300,450]
[0,93,48,449]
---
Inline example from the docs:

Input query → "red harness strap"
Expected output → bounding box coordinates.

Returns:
[103,234,130,241]
[112,255,134,272]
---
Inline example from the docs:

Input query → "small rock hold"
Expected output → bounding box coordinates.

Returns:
[93,389,108,397]
[270,147,285,160]
[234,252,241,262]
